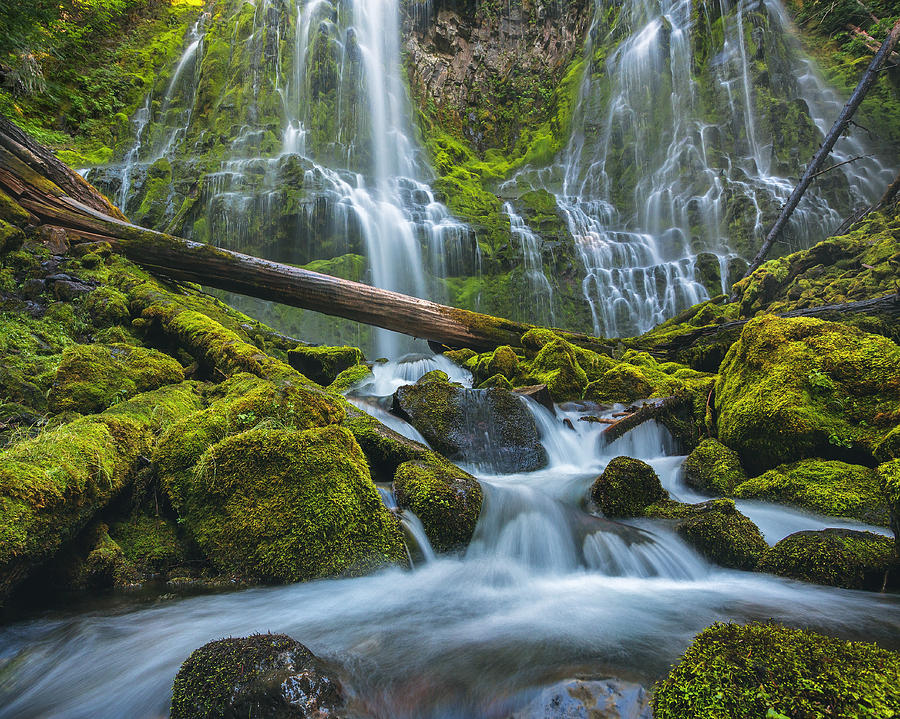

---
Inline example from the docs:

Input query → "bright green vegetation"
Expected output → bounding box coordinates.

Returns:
[591,456,668,518]
[47,342,184,414]
[757,528,896,590]
[393,452,484,554]
[109,513,186,577]
[653,622,900,719]
[170,634,344,719]
[164,425,407,582]
[734,459,890,526]
[879,459,900,555]
[328,364,373,395]
[682,439,747,495]
[716,315,900,474]
[286,344,366,387]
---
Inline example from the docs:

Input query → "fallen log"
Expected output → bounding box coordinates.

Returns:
[601,396,687,444]
[0,123,614,355]
[736,18,900,291]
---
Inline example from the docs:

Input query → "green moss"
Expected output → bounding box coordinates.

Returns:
[734,459,889,526]
[669,499,768,570]
[591,456,668,518]
[393,452,484,554]
[81,524,137,589]
[477,373,514,390]
[682,439,747,495]
[879,459,900,555]
[166,425,406,582]
[327,364,373,395]
[653,622,900,719]
[758,528,896,590]
[341,406,430,483]
[527,338,589,401]
[110,513,185,576]
[170,634,344,719]
[716,315,900,473]
[0,189,30,226]
[286,344,366,387]
[47,343,184,414]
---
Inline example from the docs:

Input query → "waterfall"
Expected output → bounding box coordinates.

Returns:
[502,0,894,337]
[504,203,556,326]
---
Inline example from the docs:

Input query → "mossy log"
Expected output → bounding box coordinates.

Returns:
[0,125,614,355]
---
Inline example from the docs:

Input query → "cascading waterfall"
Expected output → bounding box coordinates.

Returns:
[502,0,894,337]
[504,203,556,326]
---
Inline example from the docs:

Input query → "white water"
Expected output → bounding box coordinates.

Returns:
[501,0,895,337]
[3,359,897,718]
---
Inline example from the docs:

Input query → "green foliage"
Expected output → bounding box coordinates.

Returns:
[653,622,900,719]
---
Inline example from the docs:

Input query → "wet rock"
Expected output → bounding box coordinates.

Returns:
[591,456,668,518]
[46,273,94,300]
[171,634,346,719]
[287,345,366,386]
[21,278,45,300]
[510,677,652,719]
[514,384,555,415]
[663,499,767,570]
[392,373,548,472]
[757,528,896,590]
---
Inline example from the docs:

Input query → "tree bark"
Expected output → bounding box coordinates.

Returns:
[735,18,900,295]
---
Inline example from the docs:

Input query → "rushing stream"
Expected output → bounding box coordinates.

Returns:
[1,360,898,719]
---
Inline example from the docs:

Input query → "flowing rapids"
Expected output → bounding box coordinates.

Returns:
[1,359,898,719]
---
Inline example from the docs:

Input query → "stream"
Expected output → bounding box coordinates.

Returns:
[1,359,897,718]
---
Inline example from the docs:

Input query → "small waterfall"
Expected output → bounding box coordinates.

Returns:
[400,510,437,565]
[503,203,556,326]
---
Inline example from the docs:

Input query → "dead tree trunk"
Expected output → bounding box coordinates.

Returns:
[735,19,900,295]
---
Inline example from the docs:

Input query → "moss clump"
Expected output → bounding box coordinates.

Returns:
[527,338,589,401]
[109,514,186,577]
[48,343,184,414]
[682,439,746,495]
[170,634,345,719]
[653,622,900,719]
[733,459,889,526]
[672,499,768,570]
[165,425,406,582]
[758,529,896,590]
[477,373,514,390]
[393,452,484,554]
[591,456,669,518]
[286,345,366,387]
[83,286,130,327]
[327,364,373,395]
[715,315,900,473]
[879,459,900,555]
[392,373,548,472]
[80,524,137,589]
[341,406,430,483]
[585,364,654,404]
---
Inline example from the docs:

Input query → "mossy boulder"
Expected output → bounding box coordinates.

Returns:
[486,345,520,379]
[48,343,184,414]
[879,459,900,554]
[327,364,373,394]
[655,499,767,570]
[716,315,900,473]
[527,338,589,401]
[653,622,900,719]
[585,364,654,404]
[163,425,406,582]
[757,528,896,590]
[80,525,137,589]
[170,634,346,719]
[393,452,484,553]
[591,457,668,518]
[392,375,548,473]
[109,513,186,578]
[286,345,366,386]
[682,439,746,495]
[83,286,131,327]
[733,459,889,526]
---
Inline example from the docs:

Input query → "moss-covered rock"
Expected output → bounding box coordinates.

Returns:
[170,634,346,719]
[327,363,373,394]
[393,452,483,553]
[653,622,900,719]
[0,382,201,602]
[879,459,900,555]
[663,499,768,570]
[47,343,184,414]
[757,528,896,590]
[527,338,589,401]
[682,439,746,495]
[83,286,131,327]
[163,425,406,582]
[392,374,548,473]
[80,524,137,589]
[733,459,889,526]
[286,344,366,387]
[585,364,654,404]
[715,315,900,473]
[109,513,186,578]
[591,456,668,518]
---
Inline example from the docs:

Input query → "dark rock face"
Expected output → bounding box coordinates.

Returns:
[170,634,345,719]
[392,374,548,472]
[510,677,653,719]
[591,456,668,517]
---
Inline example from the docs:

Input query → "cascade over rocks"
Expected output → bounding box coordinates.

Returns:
[392,371,548,472]
[171,634,346,719]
